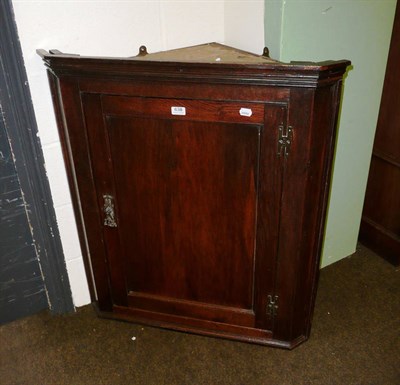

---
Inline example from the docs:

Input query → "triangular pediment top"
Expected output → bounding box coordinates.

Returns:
[37,43,351,87]
[132,42,279,65]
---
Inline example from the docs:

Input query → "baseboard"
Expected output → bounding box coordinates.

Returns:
[359,216,400,266]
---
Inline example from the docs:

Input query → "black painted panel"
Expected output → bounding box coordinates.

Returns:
[0,115,48,323]
[0,0,74,314]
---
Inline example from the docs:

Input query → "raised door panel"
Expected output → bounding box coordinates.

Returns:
[81,94,283,335]
[109,117,258,306]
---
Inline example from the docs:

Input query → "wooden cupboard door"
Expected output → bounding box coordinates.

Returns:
[82,94,282,332]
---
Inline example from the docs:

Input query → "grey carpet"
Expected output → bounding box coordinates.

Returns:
[1,244,399,385]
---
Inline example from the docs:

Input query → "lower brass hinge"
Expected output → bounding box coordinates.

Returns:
[277,124,293,157]
[267,294,278,317]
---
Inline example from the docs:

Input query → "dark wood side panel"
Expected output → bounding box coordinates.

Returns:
[372,1,400,164]
[47,72,95,303]
[275,84,343,342]
[293,83,342,339]
[272,88,318,342]
[360,1,400,265]
[50,75,113,310]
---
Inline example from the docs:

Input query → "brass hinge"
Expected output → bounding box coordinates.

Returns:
[277,125,293,157]
[267,295,278,317]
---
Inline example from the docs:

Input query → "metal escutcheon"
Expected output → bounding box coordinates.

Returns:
[103,194,117,227]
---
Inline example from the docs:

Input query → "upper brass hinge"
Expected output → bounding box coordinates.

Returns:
[267,294,278,318]
[277,124,293,157]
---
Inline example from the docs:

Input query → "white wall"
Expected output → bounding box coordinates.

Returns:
[12,0,264,307]
[224,0,265,54]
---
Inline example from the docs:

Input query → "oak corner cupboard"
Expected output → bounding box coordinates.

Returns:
[38,43,350,349]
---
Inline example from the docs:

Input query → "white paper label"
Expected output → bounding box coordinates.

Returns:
[239,108,253,117]
[171,106,186,116]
